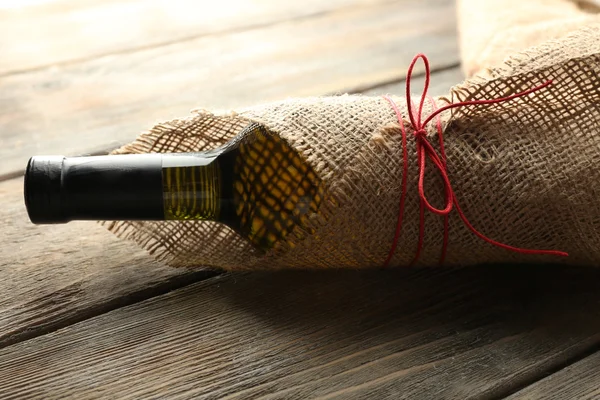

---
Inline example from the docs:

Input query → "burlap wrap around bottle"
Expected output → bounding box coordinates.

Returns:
[104,4,600,270]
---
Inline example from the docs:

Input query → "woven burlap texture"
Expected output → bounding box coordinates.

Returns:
[104,25,600,270]
[457,0,600,77]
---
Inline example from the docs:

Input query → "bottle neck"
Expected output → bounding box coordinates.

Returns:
[25,153,232,224]
[162,161,221,221]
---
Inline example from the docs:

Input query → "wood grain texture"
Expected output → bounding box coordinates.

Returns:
[506,352,600,400]
[0,177,215,348]
[360,65,465,97]
[0,0,458,179]
[0,265,598,399]
[0,0,385,76]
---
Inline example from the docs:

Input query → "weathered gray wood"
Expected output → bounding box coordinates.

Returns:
[506,351,600,400]
[0,177,214,347]
[0,265,598,399]
[0,0,385,76]
[0,0,458,179]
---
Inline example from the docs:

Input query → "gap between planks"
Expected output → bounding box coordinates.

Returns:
[504,350,600,400]
[0,265,599,399]
[0,176,221,350]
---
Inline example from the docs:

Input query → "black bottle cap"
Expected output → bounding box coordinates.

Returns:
[24,156,68,224]
[24,154,165,224]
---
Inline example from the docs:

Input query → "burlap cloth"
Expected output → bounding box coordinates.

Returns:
[458,0,600,77]
[104,1,600,270]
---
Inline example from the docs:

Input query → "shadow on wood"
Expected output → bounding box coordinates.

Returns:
[221,264,600,341]
[1,264,598,399]
[202,265,600,398]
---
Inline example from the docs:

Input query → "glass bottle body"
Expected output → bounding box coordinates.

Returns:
[25,124,326,252]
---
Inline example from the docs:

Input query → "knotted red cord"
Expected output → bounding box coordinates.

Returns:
[382,54,568,267]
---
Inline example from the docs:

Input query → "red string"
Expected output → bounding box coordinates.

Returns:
[381,53,569,267]
[428,96,449,265]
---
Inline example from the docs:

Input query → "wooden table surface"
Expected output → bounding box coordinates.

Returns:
[1,0,599,399]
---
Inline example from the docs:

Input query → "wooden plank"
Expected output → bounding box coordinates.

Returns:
[0,265,598,399]
[360,65,465,97]
[0,0,385,76]
[0,0,458,179]
[506,352,600,400]
[0,176,215,347]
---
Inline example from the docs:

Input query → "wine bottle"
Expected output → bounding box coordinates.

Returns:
[24,123,327,251]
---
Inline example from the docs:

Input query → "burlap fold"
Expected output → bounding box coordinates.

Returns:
[104,16,600,270]
[457,0,600,77]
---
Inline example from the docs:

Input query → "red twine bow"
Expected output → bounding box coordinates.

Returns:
[382,54,568,267]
